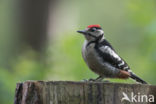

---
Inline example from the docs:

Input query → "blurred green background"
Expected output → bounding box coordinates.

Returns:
[0,0,156,103]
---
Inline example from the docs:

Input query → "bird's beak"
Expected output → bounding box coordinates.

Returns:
[77,30,87,35]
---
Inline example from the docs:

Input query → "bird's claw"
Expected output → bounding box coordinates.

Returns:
[81,78,110,82]
[89,78,96,82]
[81,78,96,82]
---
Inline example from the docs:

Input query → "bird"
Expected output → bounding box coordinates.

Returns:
[77,24,147,84]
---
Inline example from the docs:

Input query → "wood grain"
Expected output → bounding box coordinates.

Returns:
[14,81,156,104]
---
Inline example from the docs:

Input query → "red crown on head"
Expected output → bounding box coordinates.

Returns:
[87,24,101,28]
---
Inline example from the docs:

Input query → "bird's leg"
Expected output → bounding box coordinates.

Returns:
[88,78,96,81]
[82,76,109,82]
[90,76,110,82]
[89,76,104,82]
[95,76,104,81]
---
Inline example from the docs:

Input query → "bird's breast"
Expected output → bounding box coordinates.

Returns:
[81,40,120,77]
[82,41,104,75]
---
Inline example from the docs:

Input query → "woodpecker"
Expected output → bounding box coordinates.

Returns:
[77,24,147,84]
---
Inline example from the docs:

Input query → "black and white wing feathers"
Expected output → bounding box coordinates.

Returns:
[94,39,147,84]
[94,39,131,72]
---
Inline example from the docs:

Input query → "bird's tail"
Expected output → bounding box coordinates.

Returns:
[130,73,147,84]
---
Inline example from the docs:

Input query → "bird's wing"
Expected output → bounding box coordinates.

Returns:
[95,40,131,72]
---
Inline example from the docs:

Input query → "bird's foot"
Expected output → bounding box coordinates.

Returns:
[89,78,104,82]
[81,78,97,82]
[81,79,110,83]
[81,76,109,82]
[89,78,97,82]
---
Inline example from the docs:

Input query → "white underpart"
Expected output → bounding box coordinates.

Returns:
[99,46,121,61]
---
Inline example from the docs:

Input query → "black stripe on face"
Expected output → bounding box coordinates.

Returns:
[91,27,102,29]
[89,27,102,32]
[87,33,97,38]
[86,34,104,47]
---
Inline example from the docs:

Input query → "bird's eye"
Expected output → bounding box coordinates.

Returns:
[90,28,96,32]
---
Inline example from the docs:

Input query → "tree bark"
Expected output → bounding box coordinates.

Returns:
[17,0,57,52]
[14,81,156,104]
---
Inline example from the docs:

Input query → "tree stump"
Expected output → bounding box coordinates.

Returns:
[14,81,156,104]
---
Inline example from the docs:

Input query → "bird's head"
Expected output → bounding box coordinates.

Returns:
[77,25,104,41]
